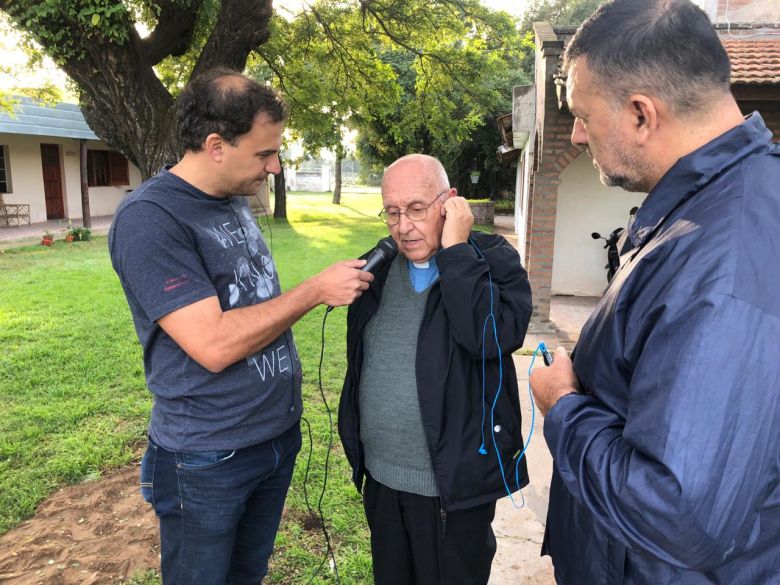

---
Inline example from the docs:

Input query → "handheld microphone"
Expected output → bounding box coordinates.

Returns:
[361,236,398,275]
[325,237,398,313]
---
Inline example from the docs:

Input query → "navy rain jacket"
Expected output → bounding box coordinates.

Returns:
[542,113,780,584]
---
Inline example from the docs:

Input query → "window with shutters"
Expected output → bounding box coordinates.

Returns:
[109,152,129,185]
[87,150,129,186]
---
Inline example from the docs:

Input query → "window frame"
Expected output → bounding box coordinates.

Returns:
[0,145,12,193]
[87,149,130,187]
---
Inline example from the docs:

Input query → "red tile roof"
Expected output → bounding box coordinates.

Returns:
[722,39,780,84]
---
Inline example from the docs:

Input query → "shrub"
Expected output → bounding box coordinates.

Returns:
[67,226,92,241]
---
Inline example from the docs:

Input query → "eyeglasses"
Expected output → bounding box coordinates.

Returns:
[378,189,448,226]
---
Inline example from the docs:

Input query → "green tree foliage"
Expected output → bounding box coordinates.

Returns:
[0,0,275,179]
[0,0,540,204]
[250,0,530,202]
[0,68,63,113]
[515,0,601,95]
[352,23,531,197]
[249,6,400,204]
[0,15,64,112]
[520,0,603,31]
[355,0,530,178]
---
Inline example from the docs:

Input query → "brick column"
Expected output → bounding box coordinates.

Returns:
[527,106,581,321]
[527,171,559,320]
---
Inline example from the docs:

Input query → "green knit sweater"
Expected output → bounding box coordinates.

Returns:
[358,255,437,496]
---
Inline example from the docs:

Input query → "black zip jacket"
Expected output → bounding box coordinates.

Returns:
[338,232,533,512]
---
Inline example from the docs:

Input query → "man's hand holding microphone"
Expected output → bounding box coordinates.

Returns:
[320,237,398,310]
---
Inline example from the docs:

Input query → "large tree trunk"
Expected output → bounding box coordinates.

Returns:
[274,165,287,219]
[69,58,180,179]
[332,144,343,205]
[0,0,274,180]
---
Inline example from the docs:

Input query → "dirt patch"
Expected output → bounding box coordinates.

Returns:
[0,465,158,584]
[0,454,556,585]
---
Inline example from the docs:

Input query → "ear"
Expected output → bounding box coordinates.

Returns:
[204,133,225,163]
[627,94,658,147]
[440,187,457,216]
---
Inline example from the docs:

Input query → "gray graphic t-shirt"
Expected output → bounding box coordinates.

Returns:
[108,168,302,451]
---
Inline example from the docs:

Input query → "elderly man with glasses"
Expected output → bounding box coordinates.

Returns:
[338,154,534,585]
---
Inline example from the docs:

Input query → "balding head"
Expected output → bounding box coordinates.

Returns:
[382,154,450,194]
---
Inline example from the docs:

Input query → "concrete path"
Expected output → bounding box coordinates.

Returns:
[0,216,113,249]
[489,214,598,585]
[489,350,555,585]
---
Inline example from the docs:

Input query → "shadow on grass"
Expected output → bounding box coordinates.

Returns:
[338,203,381,221]
[286,213,383,227]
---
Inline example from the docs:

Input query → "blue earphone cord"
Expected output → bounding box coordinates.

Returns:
[471,237,537,510]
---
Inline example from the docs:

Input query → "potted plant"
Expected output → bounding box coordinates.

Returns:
[68,226,92,242]
[41,230,54,246]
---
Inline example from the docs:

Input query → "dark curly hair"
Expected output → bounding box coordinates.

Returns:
[177,67,288,152]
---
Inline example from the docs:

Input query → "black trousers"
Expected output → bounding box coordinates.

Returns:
[363,474,497,585]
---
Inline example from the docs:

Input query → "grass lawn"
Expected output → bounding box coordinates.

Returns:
[0,188,392,584]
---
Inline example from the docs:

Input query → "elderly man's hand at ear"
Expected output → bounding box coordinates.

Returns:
[529,347,581,416]
[441,196,474,248]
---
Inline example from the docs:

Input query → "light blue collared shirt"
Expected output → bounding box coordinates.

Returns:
[407,256,439,292]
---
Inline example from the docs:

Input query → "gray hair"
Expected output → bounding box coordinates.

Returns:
[564,0,731,115]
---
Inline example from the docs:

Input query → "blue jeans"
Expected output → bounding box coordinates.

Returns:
[140,422,301,585]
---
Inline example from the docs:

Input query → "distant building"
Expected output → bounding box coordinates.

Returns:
[0,97,141,225]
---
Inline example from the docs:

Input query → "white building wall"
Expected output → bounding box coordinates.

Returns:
[283,165,332,192]
[551,152,645,296]
[2,133,49,223]
[515,144,533,259]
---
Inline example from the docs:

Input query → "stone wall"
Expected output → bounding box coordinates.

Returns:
[469,201,495,225]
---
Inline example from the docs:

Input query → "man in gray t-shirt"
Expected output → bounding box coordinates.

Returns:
[109,68,372,585]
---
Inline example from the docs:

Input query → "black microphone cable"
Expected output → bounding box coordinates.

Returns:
[254,192,273,253]
[302,306,341,584]
[302,236,395,582]
[248,192,338,582]
[303,237,396,581]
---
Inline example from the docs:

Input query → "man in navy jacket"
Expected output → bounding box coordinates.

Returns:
[530,1,780,584]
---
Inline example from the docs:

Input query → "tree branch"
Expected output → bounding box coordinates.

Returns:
[254,52,301,106]
[360,0,422,58]
[308,5,382,87]
[139,0,201,65]
[359,1,481,100]
[192,0,273,77]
